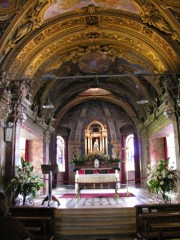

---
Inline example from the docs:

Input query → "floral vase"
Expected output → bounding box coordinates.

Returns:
[22,195,27,206]
[162,193,170,203]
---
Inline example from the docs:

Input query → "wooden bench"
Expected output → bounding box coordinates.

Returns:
[151,222,180,239]
[26,227,41,234]
[135,203,180,240]
[10,207,55,240]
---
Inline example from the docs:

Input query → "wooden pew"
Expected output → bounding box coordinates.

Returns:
[9,207,55,240]
[151,222,180,239]
[26,226,41,234]
[135,203,180,240]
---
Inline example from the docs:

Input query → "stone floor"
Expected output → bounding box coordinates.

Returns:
[34,184,180,209]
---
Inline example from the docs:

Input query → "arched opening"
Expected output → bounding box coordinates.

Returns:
[84,121,108,154]
[126,134,135,171]
[56,136,65,172]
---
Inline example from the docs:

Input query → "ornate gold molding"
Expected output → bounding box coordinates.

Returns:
[2,8,178,79]
[131,0,180,41]
[7,26,173,78]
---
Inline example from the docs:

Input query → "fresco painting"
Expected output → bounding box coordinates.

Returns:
[78,53,111,73]
[44,0,138,20]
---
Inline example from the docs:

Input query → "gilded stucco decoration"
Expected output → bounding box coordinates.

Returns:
[2,0,45,58]
[2,4,178,77]
[131,0,180,41]
[9,30,167,79]
[159,0,180,13]
[100,16,142,32]
[7,18,176,78]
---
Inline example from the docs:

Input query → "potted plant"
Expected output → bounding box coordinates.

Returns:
[7,158,44,206]
[146,158,179,203]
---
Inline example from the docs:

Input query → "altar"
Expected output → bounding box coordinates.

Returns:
[71,120,122,196]
[75,167,120,198]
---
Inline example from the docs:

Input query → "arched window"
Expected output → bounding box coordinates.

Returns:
[57,136,65,172]
[126,134,134,171]
[166,133,176,169]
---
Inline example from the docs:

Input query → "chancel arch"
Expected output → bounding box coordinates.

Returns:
[84,121,108,155]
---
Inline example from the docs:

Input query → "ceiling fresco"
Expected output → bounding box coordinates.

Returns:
[78,53,111,74]
[43,0,138,20]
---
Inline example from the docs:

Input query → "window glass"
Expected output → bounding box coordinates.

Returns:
[166,133,176,169]
[126,134,134,171]
[57,136,65,172]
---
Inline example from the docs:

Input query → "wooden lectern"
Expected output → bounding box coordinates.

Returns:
[41,164,60,206]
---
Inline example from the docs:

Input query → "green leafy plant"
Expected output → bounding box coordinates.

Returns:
[70,155,85,165]
[109,156,122,163]
[71,152,122,165]
[146,158,179,195]
[84,152,110,162]
[7,158,44,205]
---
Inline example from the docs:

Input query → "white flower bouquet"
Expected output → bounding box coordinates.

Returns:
[7,158,44,205]
[146,158,178,195]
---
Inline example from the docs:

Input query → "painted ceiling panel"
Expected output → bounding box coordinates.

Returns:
[43,0,139,20]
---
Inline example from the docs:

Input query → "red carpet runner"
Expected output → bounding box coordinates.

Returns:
[60,192,134,198]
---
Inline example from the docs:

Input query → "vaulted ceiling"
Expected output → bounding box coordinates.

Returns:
[0,0,179,135]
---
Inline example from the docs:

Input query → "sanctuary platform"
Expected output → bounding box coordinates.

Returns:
[30,185,180,240]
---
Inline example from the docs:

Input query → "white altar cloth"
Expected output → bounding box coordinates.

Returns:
[76,173,117,183]
[75,169,120,198]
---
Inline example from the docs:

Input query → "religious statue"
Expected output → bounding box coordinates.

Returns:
[93,138,99,152]
[73,147,78,159]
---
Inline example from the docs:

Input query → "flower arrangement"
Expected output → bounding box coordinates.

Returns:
[84,152,110,162]
[71,151,121,165]
[146,158,179,196]
[70,155,85,165]
[7,158,44,206]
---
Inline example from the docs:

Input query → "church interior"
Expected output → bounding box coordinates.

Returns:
[0,1,180,240]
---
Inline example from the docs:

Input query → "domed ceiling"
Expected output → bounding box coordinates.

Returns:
[0,0,179,137]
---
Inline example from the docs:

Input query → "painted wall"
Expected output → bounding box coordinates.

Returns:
[27,139,43,176]
[150,138,165,165]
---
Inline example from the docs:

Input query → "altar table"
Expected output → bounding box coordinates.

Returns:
[75,168,120,199]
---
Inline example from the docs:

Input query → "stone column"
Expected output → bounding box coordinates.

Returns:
[172,116,180,196]
[138,128,150,187]
[43,129,50,164]
[43,129,51,193]
[0,127,6,191]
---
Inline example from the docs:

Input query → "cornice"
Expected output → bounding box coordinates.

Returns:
[25,108,54,139]
[143,105,172,138]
